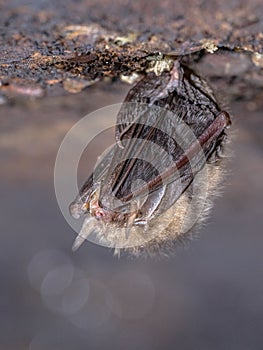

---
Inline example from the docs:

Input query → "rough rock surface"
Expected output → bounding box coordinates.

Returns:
[0,0,262,102]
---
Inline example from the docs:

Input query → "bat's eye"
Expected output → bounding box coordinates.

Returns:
[118,206,129,214]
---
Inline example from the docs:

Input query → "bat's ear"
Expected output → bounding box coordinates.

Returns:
[72,216,97,251]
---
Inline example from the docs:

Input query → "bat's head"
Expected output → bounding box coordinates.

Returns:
[69,182,138,226]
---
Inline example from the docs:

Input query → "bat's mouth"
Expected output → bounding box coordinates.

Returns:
[90,199,121,223]
[89,197,142,228]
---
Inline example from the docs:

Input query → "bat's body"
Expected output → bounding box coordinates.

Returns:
[70,61,231,256]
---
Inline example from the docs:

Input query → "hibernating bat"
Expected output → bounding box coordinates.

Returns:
[69,60,231,257]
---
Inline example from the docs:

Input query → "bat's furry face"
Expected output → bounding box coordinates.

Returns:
[69,61,231,256]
